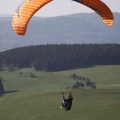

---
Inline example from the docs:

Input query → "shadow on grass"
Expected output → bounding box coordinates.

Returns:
[4,90,18,94]
[0,90,18,97]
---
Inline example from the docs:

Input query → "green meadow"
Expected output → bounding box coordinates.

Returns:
[0,65,120,120]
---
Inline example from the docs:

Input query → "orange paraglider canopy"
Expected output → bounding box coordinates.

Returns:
[72,0,114,26]
[12,0,52,35]
[12,0,114,35]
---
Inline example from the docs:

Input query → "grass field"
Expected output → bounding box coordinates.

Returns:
[0,65,120,120]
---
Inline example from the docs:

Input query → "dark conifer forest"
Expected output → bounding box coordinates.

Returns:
[0,44,120,72]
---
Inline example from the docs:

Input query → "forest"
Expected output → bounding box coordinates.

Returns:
[0,44,120,72]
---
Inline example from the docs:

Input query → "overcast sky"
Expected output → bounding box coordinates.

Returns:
[0,0,120,17]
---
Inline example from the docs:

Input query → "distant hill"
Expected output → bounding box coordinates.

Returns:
[0,13,120,51]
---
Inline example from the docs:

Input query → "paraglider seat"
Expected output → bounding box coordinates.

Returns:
[62,101,72,110]
[61,92,73,111]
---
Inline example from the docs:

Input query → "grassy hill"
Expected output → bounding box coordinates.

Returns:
[0,65,120,120]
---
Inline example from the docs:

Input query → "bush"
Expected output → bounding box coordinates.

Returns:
[29,73,36,78]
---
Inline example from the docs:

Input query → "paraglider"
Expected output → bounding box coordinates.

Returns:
[72,0,114,26]
[12,0,114,35]
[12,0,52,35]
[60,92,73,111]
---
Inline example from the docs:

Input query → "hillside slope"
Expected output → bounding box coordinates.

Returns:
[0,65,120,120]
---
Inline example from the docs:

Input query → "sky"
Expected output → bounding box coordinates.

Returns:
[0,0,120,17]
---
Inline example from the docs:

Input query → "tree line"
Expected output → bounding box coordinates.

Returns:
[0,44,120,72]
